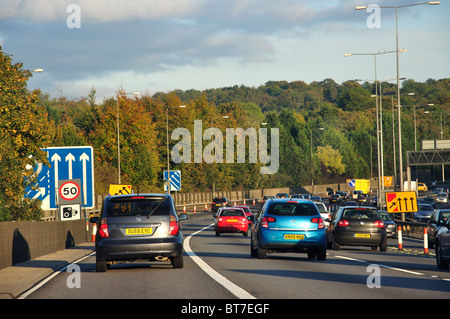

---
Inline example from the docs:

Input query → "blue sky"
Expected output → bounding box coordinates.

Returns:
[1,0,448,101]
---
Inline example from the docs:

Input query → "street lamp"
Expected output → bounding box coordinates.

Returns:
[411,104,434,151]
[356,1,440,191]
[117,92,141,184]
[166,105,186,193]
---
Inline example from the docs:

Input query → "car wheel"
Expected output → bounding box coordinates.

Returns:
[250,239,257,257]
[243,230,248,237]
[379,237,387,252]
[316,249,327,261]
[215,231,220,236]
[307,251,317,259]
[332,236,341,251]
[171,256,184,269]
[96,260,107,272]
[257,244,267,259]
[436,242,449,270]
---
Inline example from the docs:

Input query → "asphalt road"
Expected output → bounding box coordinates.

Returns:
[23,211,450,302]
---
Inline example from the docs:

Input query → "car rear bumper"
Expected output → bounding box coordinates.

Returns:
[334,231,385,246]
[259,229,327,251]
[215,224,248,233]
[96,236,183,261]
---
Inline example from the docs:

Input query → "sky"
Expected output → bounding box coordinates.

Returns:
[1,0,448,102]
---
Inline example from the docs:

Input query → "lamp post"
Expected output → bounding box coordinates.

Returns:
[345,50,402,201]
[166,105,186,193]
[356,1,440,191]
[411,104,434,151]
[117,92,141,184]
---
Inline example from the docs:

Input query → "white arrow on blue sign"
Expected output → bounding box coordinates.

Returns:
[25,146,95,209]
[349,179,356,188]
[163,170,181,191]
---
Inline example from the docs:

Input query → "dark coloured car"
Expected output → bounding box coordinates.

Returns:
[427,209,450,248]
[329,194,341,204]
[250,199,327,260]
[327,206,387,252]
[378,211,397,238]
[435,217,450,270]
[414,203,435,222]
[357,194,370,204]
[336,191,349,201]
[90,194,188,272]
[211,197,228,214]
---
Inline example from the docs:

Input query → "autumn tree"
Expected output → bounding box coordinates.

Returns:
[0,47,50,221]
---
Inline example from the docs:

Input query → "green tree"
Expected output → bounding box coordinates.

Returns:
[0,47,50,220]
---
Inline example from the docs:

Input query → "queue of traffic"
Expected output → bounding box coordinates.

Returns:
[88,191,450,273]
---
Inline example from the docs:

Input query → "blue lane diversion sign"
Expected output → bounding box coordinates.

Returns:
[25,146,95,209]
[163,170,181,191]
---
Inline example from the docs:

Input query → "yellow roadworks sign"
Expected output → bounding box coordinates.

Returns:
[385,191,417,213]
[109,184,132,196]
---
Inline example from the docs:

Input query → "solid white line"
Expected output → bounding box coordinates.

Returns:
[18,252,95,299]
[184,224,256,299]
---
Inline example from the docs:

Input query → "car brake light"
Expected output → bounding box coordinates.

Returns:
[99,218,109,238]
[338,219,349,227]
[261,216,276,228]
[212,202,215,205]
[169,215,180,235]
[311,217,325,229]
[374,220,385,228]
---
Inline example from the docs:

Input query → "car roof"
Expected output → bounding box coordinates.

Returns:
[107,193,169,200]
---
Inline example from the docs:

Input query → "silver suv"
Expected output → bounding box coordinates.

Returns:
[90,193,188,272]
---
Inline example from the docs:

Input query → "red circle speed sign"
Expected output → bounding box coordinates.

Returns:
[59,181,81,201]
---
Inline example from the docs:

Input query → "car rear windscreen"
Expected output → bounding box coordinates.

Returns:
[106,197,170,217]
[220,209,245,217]
[267,202,318,216]
[213,197,227,203]
[342,209,378,220]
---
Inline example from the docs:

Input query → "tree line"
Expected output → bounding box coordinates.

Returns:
[1,47,449,220]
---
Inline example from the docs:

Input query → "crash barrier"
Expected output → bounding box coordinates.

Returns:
[0,219,91,270]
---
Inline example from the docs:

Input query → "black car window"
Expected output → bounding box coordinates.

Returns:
[342,209,378,220]
[267,202,317,216]
[106,197,170,217]
[220,209,244,217]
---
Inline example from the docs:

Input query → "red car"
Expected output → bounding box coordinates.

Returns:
[232,205,253,226]
[214,208,249,236]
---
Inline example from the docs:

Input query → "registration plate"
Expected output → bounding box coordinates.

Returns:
[354,233,370,238]
[284,234,305,240]
[125,228,153,235]
[227,219,238,222]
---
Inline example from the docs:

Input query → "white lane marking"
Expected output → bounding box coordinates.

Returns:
[184,224,256,299]
[334,255,425,276]
[18,252,95,299]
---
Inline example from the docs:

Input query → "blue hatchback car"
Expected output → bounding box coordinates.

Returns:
[250,199,327,260]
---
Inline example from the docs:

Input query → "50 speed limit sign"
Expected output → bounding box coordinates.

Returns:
[58,179,82,204]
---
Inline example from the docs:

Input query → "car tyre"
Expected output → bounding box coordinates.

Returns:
[379,237,387,252]
[436,242,449,270]
[171,256,184,269]
[242,230,248,237]
[257,244,267,259]
[332,237,341,251]
[250,239,257,257]
[215,231,220,236]
[316,249,327,261]
[96,260,107,272]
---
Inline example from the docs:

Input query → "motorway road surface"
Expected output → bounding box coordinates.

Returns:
[23,212,450,301]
